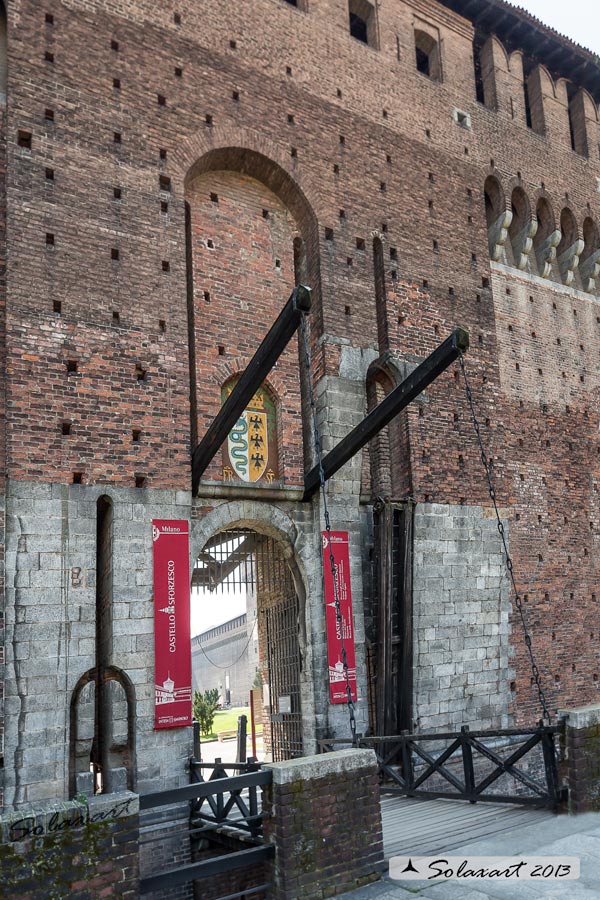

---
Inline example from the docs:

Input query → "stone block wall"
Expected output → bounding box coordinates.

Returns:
[0,791,139,899]
[263,748,384,899]
[412,502,513,731]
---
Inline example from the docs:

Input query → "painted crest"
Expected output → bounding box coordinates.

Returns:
[221,380,279,484]
[227,393,268,482]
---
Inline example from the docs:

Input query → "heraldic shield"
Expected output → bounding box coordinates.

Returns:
[221,379,279,484]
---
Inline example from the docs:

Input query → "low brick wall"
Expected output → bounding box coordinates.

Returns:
[263,748,384,899]
[140,806,193,900]
[0,791,139,899]
[560,703,600,813]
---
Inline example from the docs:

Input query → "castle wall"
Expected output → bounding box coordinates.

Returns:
[0,0,599,806]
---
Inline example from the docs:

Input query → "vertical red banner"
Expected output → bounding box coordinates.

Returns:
[322,531,358,704]
[152,520,192,729]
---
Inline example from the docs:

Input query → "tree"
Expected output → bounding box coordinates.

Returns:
[193,688,220,736]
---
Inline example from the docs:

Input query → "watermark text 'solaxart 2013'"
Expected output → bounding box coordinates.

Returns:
[389,856,580,881]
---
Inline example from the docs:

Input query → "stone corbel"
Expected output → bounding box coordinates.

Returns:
[512,219,538,271]
[488,209,512,261]
[558,238,585,286]
[579,249,600,292]
[535,229,561,279]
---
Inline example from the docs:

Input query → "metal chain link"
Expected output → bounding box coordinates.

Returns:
[458,351,552,724]
[300,313,358,746]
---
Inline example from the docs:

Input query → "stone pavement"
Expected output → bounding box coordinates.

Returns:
[340,810,600,899]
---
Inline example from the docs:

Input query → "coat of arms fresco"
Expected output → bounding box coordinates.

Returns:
[221,380,279,484]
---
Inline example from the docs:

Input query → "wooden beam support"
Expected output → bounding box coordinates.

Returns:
[191,285,311,495]
[303,326,469,500]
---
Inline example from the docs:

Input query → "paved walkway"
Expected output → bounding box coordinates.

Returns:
[341,798,600,899]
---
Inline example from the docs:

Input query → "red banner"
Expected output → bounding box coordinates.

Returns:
[322,531,357,704]
[152,520,192,729]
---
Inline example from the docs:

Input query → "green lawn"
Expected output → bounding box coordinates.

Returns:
[200,706,263,742]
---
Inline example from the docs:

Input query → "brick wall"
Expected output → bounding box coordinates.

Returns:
[263,748,384,899]
[0,791,139,899]
[560,703,600,813]
[139,809,193,900]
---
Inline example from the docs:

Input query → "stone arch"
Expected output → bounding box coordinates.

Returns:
[189,501,317,753]
[172,125,322,236]
[508,185,536,270]
[532,193,560,279]
[180,132,322,490]
[484,173,511,261]
[69,665,136,798]
[580,216,600,292]
[557,206,584,286]
[190,502,299,571]
[205,356,290,408]
[366,354,413,501]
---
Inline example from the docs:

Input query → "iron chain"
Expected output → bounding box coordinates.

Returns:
[458,351,552,724]
[300,313,358,746]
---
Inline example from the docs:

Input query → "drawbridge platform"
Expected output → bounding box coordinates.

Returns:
[381,794,556,859]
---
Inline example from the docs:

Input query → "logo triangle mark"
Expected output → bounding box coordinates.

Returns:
[402,859,419,873]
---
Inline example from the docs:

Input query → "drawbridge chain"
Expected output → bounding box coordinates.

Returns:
[300,313,358,746]
[458,351,552,725]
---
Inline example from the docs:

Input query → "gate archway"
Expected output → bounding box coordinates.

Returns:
[191,524,305,761]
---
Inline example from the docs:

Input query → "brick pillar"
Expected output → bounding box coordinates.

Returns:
[560,704,600,813]
[0,791,139,898]
[263,749,384,899]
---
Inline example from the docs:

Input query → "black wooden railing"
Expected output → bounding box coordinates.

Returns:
[189,757,266,840]
[320,725,564,808]
[139,759,272,896]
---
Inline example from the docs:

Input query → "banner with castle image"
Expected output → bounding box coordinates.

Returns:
[152,519,192,729]
[322,530,357,704]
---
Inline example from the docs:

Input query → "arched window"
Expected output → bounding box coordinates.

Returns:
[414,29,441,82]
[508,187,535,270]
[533,197,559,279]
[348,0,377,48]
[580,217,600,292]
[556,207,583,286]
[484,175,511,262]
